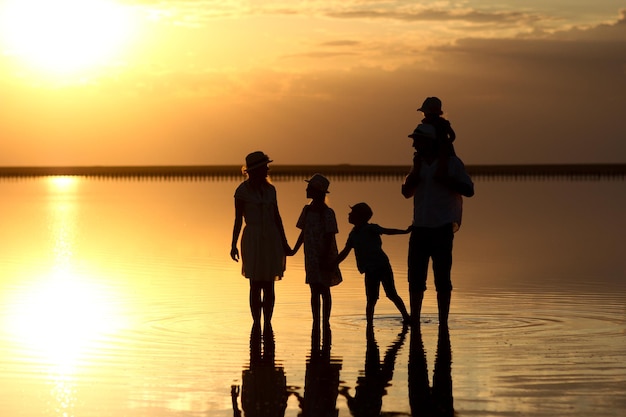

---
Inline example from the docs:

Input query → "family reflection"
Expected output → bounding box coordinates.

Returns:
[232,323,288,417]
[292,325,343,416]
[340,324,408,416]
[231,323,453,416]
[409,326,455,417]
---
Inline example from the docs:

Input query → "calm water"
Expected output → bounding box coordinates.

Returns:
[0,175,624,417]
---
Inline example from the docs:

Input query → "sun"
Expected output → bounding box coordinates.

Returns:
[0,0,135,76]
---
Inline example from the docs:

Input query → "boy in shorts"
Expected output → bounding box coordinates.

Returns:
[334,202,412,324]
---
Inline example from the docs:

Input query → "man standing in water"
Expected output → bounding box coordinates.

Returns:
[401,124,474,327]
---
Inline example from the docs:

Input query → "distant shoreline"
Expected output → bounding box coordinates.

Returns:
[0,163,624,179]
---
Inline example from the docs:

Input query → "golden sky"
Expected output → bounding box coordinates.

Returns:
[1,1,625,166]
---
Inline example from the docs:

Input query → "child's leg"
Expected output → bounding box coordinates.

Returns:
[310,284,321,323]
[364,272,380,323]
[382,272,411,322]
[321,285,332,326]
[435,142,454,178]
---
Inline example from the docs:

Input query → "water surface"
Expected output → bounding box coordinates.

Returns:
[0,175,624,416]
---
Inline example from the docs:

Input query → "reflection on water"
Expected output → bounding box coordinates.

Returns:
[293,325,342,417]
[0,176,625,417]
[3,176,126,417]
[234,323,288,417]
[409,326,453,417]
[341,324,408,416]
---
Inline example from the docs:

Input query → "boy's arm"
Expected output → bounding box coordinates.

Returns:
[379,226,412,235]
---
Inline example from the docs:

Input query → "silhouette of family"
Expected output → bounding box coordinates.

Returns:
[230,96,474,329]
[229,96,473,415]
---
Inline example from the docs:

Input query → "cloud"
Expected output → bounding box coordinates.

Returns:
[222,10,626,165]
[319,40,362,47]
[2,5,625,166]
[415,11,626,163]
[325,8,536,25]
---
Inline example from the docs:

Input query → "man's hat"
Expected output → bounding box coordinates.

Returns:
[408,123,436,139]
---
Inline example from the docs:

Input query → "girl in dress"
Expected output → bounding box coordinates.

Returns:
[231,151,291,325]
[290,174,342,328]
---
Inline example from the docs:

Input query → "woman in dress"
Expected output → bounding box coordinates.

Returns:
[231,151,291,325]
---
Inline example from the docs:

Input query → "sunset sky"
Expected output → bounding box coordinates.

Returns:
[1,1,625,166]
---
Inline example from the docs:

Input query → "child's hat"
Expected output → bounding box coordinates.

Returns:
[306,173,330,193]
[417,97,443,115]
[245,151,272,171]
[350,202,373,221]
[408,123,436,139]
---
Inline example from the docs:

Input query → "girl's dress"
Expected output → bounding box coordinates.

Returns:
[296,205,342,287]
[235,180,286,281]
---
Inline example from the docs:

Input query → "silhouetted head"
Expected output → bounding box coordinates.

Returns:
[244,151,272,172]
[243,151,272,180]
[408,124,438,155]
[408,123,436,140]
[348,202,373,225]
[306,173,330,195]
[417,96,443,115]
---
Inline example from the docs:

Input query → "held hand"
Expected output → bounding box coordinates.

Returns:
[230,246,239,262]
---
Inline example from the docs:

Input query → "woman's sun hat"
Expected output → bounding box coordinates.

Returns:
[244,151,272,172]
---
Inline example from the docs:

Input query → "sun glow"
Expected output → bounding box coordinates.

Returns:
[6,273,122,367]
[4,176,124,371]
[0,0,135,75]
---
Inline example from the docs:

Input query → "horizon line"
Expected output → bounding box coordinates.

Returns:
[0,163,624,179]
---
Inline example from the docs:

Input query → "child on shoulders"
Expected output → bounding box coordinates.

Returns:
[413,96,464,178]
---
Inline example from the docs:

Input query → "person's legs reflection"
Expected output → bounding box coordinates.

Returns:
[340,323,409,416]
[408,326,431,416]
[294,323,342,416]
[432,326,454,416]
[408,325,455,417]
[239,322,288,417]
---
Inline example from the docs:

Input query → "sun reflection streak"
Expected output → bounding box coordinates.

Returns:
[4,176,125,415]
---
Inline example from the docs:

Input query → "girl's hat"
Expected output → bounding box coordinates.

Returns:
[417,97,443,115]
[306,173,330,193]
[245,151,272,171]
